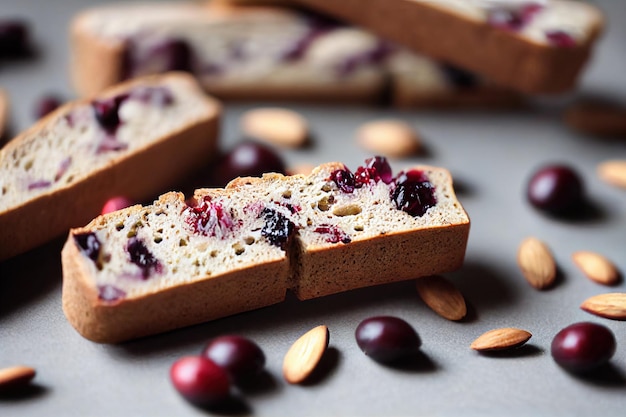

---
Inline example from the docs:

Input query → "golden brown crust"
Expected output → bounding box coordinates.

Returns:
[0,73,221,261]
[289,0,604,94]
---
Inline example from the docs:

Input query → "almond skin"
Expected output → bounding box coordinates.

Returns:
[597,160,626,189]
[0,366,36,391]
[517,237,556,290]
[415,275,467,321]
[470,328,532,352]
[572,251,620,285]
[241,107,308,149]
[283,325,329,384]
[580,293,626,320]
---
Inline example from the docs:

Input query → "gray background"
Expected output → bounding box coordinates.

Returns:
[1,0,625,416]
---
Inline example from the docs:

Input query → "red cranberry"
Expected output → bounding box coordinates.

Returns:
[170,356,231,407]
[314,224,351,244]
[213,141,286,186]
[126,237,162,279]
[101,196,134,215]
[391,170,437,217]
[551,322,616,373]
[330,168,356,193]
[185,196,236,237]
[260,207,295,249]
[0,20,29,58]
[545,30,577,48]
[202,335,265,381]
[355,316,421,363]
[74,232,101,263]
[34,95,63,119]
[92,94,129,133]
[526,164,584,214]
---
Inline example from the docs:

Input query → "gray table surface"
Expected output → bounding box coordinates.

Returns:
[1,0,626,416]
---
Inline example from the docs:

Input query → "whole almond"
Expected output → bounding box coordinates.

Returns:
[283,325,329,384]
[597,160,626,189]
[470,328,532,352]
[415,275,467,321]
[580,293,626,320]
[0,366,36,391]
[356,119,421,158]
[517,237,556,290]
[572,251,620,285]
[241,107,308,148]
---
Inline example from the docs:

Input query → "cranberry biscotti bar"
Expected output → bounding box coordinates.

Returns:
[0,73,220,261]
[62,157,470,343]
[233,0,604,93]
[71,1,519,107]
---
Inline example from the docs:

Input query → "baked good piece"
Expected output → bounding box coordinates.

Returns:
[233,0,604,94]
[0,73,220,261]
[62,157,470,343]
[71,1,518,107]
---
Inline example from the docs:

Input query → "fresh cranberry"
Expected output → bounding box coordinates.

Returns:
[126,237,162,279]
[545,30,577,47]
[551,322,616,373]
[33,95,63,119]
[101,196,134,215]
[98,285,126,302]
[314,224,351,244]
[92,94,129,133]
[391,170,437,217]
[202,336,265,381]
[526,164,584,214]
[74,232,101,263]
[170,356,231,407]
[330,168,356,193]
[0,20,29,58]
[355,316,421,363]
[185,196,236,237]
[213,141,286,187]
[260,207,295,249]
[365,156,393,184]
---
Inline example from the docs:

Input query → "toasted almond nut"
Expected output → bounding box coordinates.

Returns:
[597,160,626,189]
[332,204,362,217]
[283,325,329,384]
[0,89,8,138]
[415,275,467,321]
[564,101,626,137]
[241,107,308,148]
[356,119,420,158]
[517,237,556,290]
[572,251,620,285]
[0,366,36,391]
[580,293,626,320]
[287,163,315,176]
[470,328,532,352]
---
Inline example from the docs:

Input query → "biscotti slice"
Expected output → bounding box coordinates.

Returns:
[244,0,604,94]
[0,73,220,261]
[62,157,469,343]
[70,1,519,108]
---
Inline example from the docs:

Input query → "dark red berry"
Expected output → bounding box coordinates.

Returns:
[260,207,295,249]
[392,170,437,217]
[92,94,129,133]
[202,335,265,381]
[102,196,134,215]
[330,168,356,193]
[126,237,161,279]
[74,232,101,263]
[170,356,230,407]
[34,95,63,119]
[364,156,393,184]
[355,316,421,363]
[213,141,286,187]
[545,30,577,47]
[527,164,584,214]
[185,196,236,237]
[314,224,351,244]
[0,20,29,58]
[551,322,616,373]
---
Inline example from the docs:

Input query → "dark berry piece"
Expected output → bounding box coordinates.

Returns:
[260,207,295,249]
[27,180,51,190]
[74,232,101,263]
[364,156,393,184]
[551,322,616,373]
[441,64,478,88]
[545,30,577,47]
[0,20,29,58]
[155,38,193,72]
[98,285,126,302]
[202,335,266,382]
[314,224,351,244]
[126,237,161,279]
[170,356,231,407]
[330,167,356,193]
[213,141,286,187]
[92,94,129,133]
[392,170,437,217]
[355,316,421,363]
[33,95,63,119]
[526,164,584,214]
[185,197,236,237]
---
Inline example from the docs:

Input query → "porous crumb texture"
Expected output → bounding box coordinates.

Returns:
[63,158,470,341]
